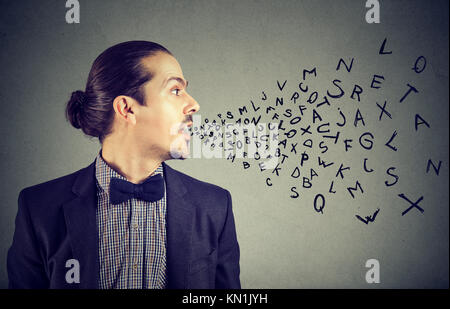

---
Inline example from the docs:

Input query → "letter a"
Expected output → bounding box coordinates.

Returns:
[365,0,380,24]
[65,259,80,284]
[65,0,80,24]
[365,259,380,283]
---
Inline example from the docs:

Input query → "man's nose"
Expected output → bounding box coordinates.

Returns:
[185,93,200,115]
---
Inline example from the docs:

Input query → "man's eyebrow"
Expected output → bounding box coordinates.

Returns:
[163,76,188,88]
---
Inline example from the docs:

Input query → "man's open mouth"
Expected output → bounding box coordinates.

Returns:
[178,123,191,141]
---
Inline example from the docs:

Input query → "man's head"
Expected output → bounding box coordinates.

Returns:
[66,41,199,160]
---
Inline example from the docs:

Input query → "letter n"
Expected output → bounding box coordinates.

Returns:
[426,159,442,175]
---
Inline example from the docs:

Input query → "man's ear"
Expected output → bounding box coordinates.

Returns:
[112,95,136,125]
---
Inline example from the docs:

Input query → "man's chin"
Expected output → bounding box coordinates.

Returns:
[168,153,189,160]
[169,138,191,160]
[174,150,187,158]
[168,147,190,160]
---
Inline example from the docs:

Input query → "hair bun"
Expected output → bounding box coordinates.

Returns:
[66,90,87,129]
[71,90,86,109]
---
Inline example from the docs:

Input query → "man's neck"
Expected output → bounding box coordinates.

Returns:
[100,139,163,184]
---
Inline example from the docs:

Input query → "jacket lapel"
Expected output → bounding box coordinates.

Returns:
[163,162,195,289]
[62,161,99,289]
[61,160,194,289]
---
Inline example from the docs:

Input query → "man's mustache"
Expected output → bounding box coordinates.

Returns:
[183,115,193,124]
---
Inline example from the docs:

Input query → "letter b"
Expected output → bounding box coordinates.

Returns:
[302,177,312,188]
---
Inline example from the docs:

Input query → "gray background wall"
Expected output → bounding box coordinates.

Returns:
[0,0,448,288]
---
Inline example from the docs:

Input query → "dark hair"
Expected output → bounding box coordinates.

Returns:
[65,41,172,143]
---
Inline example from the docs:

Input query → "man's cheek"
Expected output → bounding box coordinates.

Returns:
[168,121,189,159]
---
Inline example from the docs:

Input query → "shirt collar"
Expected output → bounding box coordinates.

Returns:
[95,149,164,194]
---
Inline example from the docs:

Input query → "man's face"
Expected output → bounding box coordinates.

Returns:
[133,51,200,160]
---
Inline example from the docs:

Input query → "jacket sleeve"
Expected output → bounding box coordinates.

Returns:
[215,189,241,289]
[7,189,49,289]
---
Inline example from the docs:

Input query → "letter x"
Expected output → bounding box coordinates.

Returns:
[398,193,424,216]
[300,125,312,135]
[290,143,297,154]
[376,101,392,121]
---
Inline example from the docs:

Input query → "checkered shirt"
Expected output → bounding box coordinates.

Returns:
[95,151,167,289]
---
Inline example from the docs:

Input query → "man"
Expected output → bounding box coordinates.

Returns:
[7,41,240,289]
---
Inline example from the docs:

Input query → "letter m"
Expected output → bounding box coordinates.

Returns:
[238,106,248,115]
[302,67,317,80]
[347,180,364,199]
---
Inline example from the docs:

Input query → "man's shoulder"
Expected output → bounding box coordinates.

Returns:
[19,163,93,206]
[163,162,231,202]
[166,164,226,191]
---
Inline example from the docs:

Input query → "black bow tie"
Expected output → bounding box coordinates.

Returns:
[109,174,165,205]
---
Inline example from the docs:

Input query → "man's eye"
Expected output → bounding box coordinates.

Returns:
[171,88,181,96]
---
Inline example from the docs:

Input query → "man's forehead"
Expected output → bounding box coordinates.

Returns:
[141,52,184,81]
[165,77,187,89]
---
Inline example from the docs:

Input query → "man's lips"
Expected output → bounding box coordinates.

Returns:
[178,122,192,141]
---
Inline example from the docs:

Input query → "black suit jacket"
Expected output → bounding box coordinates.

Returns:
[7,160,240,289]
